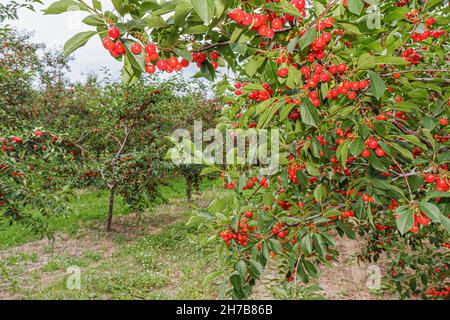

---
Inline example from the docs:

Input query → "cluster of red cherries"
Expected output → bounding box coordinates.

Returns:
[424,173,449,192]
[219,217,257,247]
[102,26,193,74]
[227,0,307,39]
[401,47,423,65]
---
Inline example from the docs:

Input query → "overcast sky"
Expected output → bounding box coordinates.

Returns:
[8,0,202,83]
[8,0,123,82]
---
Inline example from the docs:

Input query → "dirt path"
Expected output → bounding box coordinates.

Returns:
[252,237,394,300]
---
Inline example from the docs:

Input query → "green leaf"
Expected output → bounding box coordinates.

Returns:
[348,138,364,157]
[300,98,320,127]
[395,208,414,235]
[419,202,441,223]
[314,184,327,204]
[337,22,362,35]
[92,0,102,11]
[298,28,317,51]
[249,260,263,277]
[347,0,364,15]
[300,234,313,254]
[63,31,97,57]
[396,135,428,150]
[390,142,413,160]
[235,261,247,281]
[191,0,215,24]
[269,239,283,255]
[420,202,450,233]
[183,24,209,34]
[82,14,104,26]
[144,14,169,28]
[287,36,299,53]
[244,56,265,77]
[203,270,224,284]
[174,1,193,26]
[200,166,222,176]
[208,199,225,213]
[373,56,410,66]
[43,0,88,14]
[368,70,386,100]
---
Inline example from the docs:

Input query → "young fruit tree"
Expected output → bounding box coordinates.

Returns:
[45,0,449,299]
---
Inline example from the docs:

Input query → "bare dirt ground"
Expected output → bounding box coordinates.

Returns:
[252,237,395,300]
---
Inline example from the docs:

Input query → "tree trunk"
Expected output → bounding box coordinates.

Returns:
[106,188,115,232]
[185,176,192,202]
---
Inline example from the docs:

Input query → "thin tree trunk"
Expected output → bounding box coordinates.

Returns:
[186,176,192,202]
[106,188,115,232]
[105,125,133,232]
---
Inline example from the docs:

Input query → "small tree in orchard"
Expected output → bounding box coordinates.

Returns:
[36,75,219,230]
[46,0,448,299]
[0,28,85,236]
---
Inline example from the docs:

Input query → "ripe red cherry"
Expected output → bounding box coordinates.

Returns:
[393,73,401,79]
[375,147,386,157]
[180,59,190,67]
[210,51,219,61]
[102,37,115,51]
[145,43,157,54]
[309,91,319,99]
[277,68,288,78]
[359,79,369,88]
[410,225,419,233]
[322,32,331,42]
[241,13,253,26]
[156,59,168,71]
[424,174,436,183]
[108,27,120,40]
[361,149,371,158]
[440,118,448,126]
[272,18,282,30]
[337,63,347,73]
[315,37,325,48]
[265,28,275,38]
[145,64,156,74]
[168,56,179,68]
[258,25,269,37]
[115,41,126,54]
[416,214,430,226]
[436,178,448,188]
[367,139,379,149]
[244,211,253,218]
[312,99,320,107]
[131,42,142,55]
[110,48,121,58]
[347,92,357,100]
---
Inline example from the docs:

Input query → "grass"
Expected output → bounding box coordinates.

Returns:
[0,176,223,300]
[23,223,219,300]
